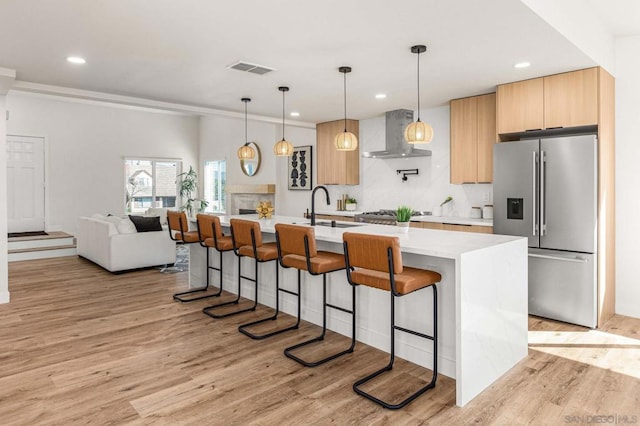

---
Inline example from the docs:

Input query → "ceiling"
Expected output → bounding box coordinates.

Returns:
[0,0,624,123]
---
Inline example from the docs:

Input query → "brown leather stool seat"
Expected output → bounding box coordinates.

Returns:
[343,232,441,410]
[276,223,356,367]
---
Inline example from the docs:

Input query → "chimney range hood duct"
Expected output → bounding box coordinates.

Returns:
[362,109,432,159]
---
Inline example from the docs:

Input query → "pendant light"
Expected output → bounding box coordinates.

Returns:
[404,45,434,144]
[273,86,294,156]
[237,98,256,160]
[335,66,358,151]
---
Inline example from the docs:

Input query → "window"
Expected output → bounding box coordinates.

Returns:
[203,160,226,213]
[124,159,181,214]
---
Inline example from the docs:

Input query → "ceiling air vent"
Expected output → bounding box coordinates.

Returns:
[227,61,276,75]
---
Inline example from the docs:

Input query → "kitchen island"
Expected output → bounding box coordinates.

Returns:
[188,215,527,407]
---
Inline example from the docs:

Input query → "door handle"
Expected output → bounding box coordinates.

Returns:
[529,253,588,263]
[540,150,546,236]
[532,151,537,236]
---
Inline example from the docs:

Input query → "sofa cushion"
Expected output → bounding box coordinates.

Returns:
[145,208,168,225]
[117,218,137,234]
[128,215,163,232]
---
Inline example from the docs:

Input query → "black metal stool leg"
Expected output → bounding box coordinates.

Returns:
[353,284,438,410]
[239,261,301,339]
[284,272,356,367]
[173,247,225,302]
[202,255,257,319]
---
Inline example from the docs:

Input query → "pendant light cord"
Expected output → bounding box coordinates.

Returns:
[416,50,421,122]
[343,71,347,132]
[282,89,286,141]
[244,100,248,144]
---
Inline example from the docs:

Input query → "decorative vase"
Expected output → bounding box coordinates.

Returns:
[396,221,410,233]
[345,203,356,211]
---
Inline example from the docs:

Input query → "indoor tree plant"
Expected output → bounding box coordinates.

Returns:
[177,166,208,217]
[396,205,413,233]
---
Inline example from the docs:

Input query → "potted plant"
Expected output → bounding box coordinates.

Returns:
[396,205,413,233]
[177,166,209,217]
[345,197,357,211]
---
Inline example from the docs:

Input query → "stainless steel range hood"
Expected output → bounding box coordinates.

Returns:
[362,109,432,159]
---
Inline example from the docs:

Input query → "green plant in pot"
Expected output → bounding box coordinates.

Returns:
[177,166,209,217]
[396,205,413,232]
[345,197,357,211]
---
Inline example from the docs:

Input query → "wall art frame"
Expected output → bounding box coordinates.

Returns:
[288,145,313,190]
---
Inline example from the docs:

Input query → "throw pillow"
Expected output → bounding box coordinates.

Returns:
[145,207,168,226]
[117,218,137,234]
[104,215,123,226]
[129,215,163,232]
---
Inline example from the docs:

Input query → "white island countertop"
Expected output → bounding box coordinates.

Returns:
[190,214,527,407]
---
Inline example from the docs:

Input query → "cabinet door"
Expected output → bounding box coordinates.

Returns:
[421,222,444,230]
[544,68,598,129]
[477,93,496,183]
[450,97,478,184]
[497,78,544,134]
[442,224,493,234]
[317,119,359,185]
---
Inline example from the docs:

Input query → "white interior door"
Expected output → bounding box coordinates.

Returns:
[6,135,45,233]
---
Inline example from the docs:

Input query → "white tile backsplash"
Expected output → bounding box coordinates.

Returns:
[327,105,492,217]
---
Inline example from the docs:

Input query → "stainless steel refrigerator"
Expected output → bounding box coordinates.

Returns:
[493,135,597,328]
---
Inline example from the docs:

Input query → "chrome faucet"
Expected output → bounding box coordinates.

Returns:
[310,185,330,226]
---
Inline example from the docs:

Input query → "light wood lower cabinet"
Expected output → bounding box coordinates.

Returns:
[418,222,492,233]
[315,214,355,222]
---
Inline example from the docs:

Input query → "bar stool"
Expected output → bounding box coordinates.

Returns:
[165,210,199,275]
[275,224,356,367]
[342,232,441,410]
[204,219,300,341]
[173,214,233,302]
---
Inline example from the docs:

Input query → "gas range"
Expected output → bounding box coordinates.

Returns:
[354,209,429,225]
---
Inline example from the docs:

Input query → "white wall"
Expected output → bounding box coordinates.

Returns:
[6,93,199,234]
[0,94,8,303]
[325,106,492,216]
[614,35,640,318]
[199,115,316,217]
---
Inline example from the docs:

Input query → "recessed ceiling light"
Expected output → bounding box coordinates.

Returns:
[375,93,387,99]
[67,56,86,64]
[290,112,300,117]
[514,62,531,69]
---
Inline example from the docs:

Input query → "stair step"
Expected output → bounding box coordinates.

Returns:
[9,236,75,250]
[8,244,77,262]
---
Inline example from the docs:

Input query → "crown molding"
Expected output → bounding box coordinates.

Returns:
[10,80,316,128]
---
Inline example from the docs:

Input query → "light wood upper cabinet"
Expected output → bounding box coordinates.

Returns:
[496,78,544,135]
[544,68,598,129]
[497,68,599,136]
[316,119,359,185]
[450,93,496,184]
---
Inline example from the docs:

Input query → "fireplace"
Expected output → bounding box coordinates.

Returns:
[226,184,276,215]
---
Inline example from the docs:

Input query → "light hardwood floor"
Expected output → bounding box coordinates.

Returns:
[1,256,639,425]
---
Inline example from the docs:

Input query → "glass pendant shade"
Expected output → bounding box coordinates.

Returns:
[274,139,294,156]
[404,120,434,144]
[335,131,358,151]
[237,144,255,160]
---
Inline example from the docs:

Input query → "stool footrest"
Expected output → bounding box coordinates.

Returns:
[326,303,353,315]
[173,286,222,303]
[394,325,434,341]
[278,288,299,297]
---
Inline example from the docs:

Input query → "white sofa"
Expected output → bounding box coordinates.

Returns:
[77,214,176,272]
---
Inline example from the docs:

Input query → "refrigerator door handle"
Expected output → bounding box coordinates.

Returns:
[540,150,546,236]
[528,253,589,263]
[532,151,537,236]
